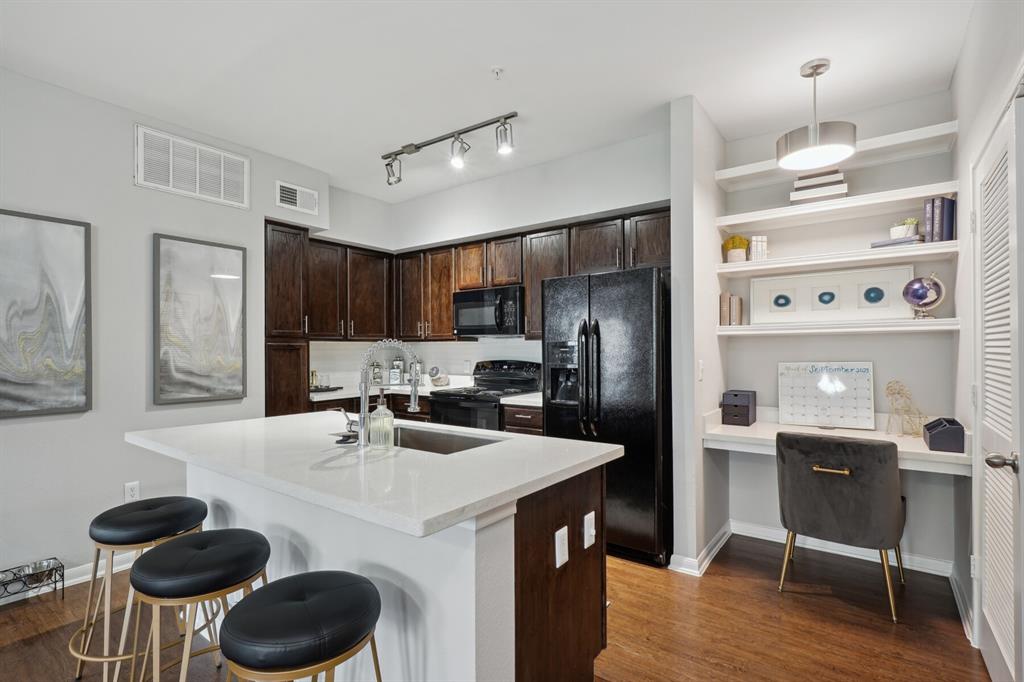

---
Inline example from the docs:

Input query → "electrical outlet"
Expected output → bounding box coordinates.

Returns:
[554,526,569,568]
[124,481,140,503]
[583,511,596,549]
[698,359,705,382]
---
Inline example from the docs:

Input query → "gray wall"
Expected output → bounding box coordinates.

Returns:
[0,69,331,569]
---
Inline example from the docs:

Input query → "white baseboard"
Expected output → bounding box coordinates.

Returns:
[2,552,135,606]
[669,521,732,577]
[728,520,953,577]
[949,571,975,646]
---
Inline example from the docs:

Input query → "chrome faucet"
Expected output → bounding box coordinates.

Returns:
[354,339,421,446]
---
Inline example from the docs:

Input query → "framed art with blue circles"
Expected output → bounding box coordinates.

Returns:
[750,265,914,324]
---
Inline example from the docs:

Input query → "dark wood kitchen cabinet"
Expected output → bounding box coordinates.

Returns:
[265,222,307,337]
[488,235,523,286]
[625,211,670,269]
[571,219,624,275]
[265,341,309,416]
[425,247,455,340]
[455,242,488,290]
[392,394,432,421]
[307,239,346,339]
[347,247,390,340]
[396,252,425,340]
[523,228,569,340]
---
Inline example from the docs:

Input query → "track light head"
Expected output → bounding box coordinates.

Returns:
[450,135,470,169]
[495,120,514,155]
[385,156,402,185]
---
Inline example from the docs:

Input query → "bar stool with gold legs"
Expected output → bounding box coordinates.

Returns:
[69,496,208,682]
[130,528,271,681]
[219,571,383,682]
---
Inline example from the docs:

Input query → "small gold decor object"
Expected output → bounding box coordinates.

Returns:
[885,380,927,437]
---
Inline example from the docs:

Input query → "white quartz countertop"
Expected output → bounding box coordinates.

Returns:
[125,413,621,537]
[499,392,543,407]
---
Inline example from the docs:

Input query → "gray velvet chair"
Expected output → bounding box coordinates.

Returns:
[776,431,906,622]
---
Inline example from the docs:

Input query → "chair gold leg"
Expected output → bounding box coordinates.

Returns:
[778,531,796,592]
[178,602,197,682]
[894,545,906,584]
[325,666,336,682]
[370,634,382,682]
[112,550,140,682]
[75,547,102,679]
[152,603,161,682]
[104,549,114,682]
[200,600,221,668]
[879,550,898,623]
[128,597,143,682]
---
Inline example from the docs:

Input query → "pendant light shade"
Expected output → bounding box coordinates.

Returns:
[776,58,856,171]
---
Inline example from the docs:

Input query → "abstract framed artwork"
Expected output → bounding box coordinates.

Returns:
[750,265,914,324]
[154,234,246,404]
[0,209,92,418]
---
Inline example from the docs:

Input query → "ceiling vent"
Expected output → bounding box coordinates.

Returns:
[276,181,319,216]
[134,124,250,208]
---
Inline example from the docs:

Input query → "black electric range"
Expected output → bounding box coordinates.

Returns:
[429,360,540,431]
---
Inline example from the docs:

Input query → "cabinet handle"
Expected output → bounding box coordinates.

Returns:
[630,247,636,267]
[425,320,431,336]
[349,320,354,336]
[304,315,308,334]
[417,321,422,337]
[615,248,621,269]
[514,414,534,419]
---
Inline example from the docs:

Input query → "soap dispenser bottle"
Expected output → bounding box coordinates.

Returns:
[368,389,394,450]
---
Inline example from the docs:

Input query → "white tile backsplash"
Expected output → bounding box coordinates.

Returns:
[309,339,542,380]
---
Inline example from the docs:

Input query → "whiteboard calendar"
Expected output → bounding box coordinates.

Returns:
[778,362,875,430]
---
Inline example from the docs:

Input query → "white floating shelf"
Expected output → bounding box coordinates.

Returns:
[717,318,960,337]
[716,180,959,234]
[715,121,958,192]
[717,240,959,278]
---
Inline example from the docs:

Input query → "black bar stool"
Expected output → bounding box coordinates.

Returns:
[69,496,208,682]
[219,571,383,682]
[130,528,271,681]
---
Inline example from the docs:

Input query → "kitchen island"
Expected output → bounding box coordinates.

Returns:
[125,411,621,682]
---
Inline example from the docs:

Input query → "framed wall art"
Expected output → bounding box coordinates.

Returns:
[750,265,914,324]
[778,361,875,430]
[154,234,246,404]
[0,209,92,418]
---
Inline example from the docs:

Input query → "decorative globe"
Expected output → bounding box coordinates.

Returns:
[902,274,945,319]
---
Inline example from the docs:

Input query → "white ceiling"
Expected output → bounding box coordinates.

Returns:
[0,1,974,203]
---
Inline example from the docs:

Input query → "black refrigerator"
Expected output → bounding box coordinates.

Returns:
[542,267,672,566]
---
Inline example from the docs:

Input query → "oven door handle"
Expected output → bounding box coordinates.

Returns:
[577,319,589,436]
[589,319,600,437]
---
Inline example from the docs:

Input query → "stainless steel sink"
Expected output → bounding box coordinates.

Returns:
[392,426,500,454]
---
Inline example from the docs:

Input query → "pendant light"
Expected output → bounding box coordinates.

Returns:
[776,58,856,171]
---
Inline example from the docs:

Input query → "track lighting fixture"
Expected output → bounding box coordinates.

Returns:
[495,120,514,155]
[450,135,470,169]
[380,111,518,186]
[776,58,857,171]
[385,156,402,185]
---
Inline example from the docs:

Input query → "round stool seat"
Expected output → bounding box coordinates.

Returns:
[88,496,207,546]
[220,571,381,670]
[130,528,270,599]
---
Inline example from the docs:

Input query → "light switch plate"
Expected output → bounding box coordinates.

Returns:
[554,526,569,568]
[583,511,596,548]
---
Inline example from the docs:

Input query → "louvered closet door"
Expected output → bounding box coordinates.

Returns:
[978,100,1022,681]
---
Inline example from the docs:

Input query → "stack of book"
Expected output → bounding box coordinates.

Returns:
[719,293,743,326]
[924,196,956,242]
[789,170,847,204]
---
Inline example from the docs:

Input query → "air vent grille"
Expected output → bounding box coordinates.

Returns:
[276,181,319,215]
[135,124,250,208]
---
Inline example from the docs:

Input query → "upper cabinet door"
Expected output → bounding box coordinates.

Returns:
[456,242,487,290]
[523,228,569,340]
[396,252,425,340]
[265,222,307,338]
[625,211,670,269]
[488,235,523,286]
[307,240,345,339]
[425,247,455,340]
[571,219,624,275]
[347,248,390,340]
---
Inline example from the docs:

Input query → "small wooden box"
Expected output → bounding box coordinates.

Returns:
[721,390,756,427]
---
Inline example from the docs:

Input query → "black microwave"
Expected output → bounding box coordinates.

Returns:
[452,285,524,337]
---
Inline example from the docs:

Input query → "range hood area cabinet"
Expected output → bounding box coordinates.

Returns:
[570,212,670,275]
[455,235,524,291]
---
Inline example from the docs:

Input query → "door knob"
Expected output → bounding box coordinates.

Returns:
[985,452,1020,473]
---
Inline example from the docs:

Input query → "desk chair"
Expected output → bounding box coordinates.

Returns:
[775,432,906,622]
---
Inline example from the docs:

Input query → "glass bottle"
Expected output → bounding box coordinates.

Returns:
[368,389,394,450]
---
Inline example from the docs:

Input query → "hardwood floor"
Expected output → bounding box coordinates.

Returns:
[596,535,988,682]
[0,535,988,681]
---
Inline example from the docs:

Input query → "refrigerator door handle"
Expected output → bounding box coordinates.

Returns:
[577,319,589,436]
[589,319,600,437]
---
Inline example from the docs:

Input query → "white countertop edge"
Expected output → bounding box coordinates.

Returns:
[125,425,622,537]
[499,392,543,407]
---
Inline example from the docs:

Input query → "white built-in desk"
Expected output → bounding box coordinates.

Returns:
[704,420,972,477]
